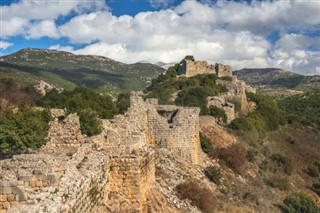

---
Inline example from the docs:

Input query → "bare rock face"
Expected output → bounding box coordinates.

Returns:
[207,96,235,124]
[216,77,250,115]
[34,80,63,96]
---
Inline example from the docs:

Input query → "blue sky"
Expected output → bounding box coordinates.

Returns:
[0,0,320,74]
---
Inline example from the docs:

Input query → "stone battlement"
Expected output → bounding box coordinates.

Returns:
[177,57,232,77]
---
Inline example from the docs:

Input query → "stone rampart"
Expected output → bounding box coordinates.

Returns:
[108,147,155,212]
[177,57,232,78]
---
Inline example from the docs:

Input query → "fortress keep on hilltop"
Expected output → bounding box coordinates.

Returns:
[177,57,232,78]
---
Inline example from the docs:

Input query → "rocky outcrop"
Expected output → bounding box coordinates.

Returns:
[207,96,235,124]
[216,77,250,115]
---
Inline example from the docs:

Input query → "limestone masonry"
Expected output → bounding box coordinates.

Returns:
[0,93,201,213]
[177,57,232,77]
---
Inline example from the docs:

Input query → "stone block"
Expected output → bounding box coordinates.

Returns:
[18,175,32,182]
[2,187,12,195]
[2,202,10,210]
[16,192,27,201]
[7,194,15,202]
[35,181,42,187]
[0,195,7,202]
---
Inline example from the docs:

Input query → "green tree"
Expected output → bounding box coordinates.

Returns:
[79,109,102,136]
[283,193,320,213]
[0,108,51,157]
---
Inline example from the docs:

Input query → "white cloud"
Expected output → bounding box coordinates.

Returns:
[49,45,75,52]
[1,0,108,20]
[0,41,13,50]
[26,20,59,39]
[148,0,174,9]
[1,17,29,38]
[0,0,108,38]
[3,0,320,74]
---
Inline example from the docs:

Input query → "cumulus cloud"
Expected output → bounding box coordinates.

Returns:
[148,0,174,9]
[0,41,13,50]
[0,0,108,38]
[26,20,60,39]
[4,0,320,74]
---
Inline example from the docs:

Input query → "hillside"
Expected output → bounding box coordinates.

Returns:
[234,68,320,91]
[0,48,164,95]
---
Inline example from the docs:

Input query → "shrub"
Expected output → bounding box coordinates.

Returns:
[265,176,289,191]
[246,148,258,162]
[219,76,233,81]
[307,161,320,177]
[79,109,102,136]
[210,144,247,174]
[283,192,320,213]
[0,108,51,157]
[312,182,320,196]
[38,87,117,119]
[200,133,213,153]
[209,106,227,124]
[204,166,221,184]
[270,154,293,175]
[116,92,130,114]
[229,117,254,131]
[176,178,216,213]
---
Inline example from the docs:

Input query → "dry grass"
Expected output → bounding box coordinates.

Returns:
[176,178,216,213]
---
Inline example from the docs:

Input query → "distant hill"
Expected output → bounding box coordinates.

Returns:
[233,68,320,91]
[0,48,164,95]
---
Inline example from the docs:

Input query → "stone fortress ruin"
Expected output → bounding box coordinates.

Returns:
[177,56,232,78]
[0,94,202,212]
[0,57,256,212]
[177,56,256,123]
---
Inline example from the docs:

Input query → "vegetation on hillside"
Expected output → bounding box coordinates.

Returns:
[0,78,39,115]
[0,48,164,95]
[229,92,286,136]
[278,90,320,128]
[145,64,228,114]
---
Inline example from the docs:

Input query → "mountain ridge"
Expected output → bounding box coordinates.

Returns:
[0,48,164,95]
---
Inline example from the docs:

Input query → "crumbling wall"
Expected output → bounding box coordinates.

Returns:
[177,59,214,77]
[3,146,109,213]
[215,63,232,77]
[177,58,232,78]
[148,105,202,164]
[108,147,155,212]
[41,109,84,154]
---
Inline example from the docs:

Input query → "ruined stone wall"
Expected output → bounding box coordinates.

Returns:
[148,105,202,164]
[215,63,232,77]
[177,59,215,77]
[3,146,109,213]
[108,147,155,212]
[40,109,84,154]
[177,58,232,78]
